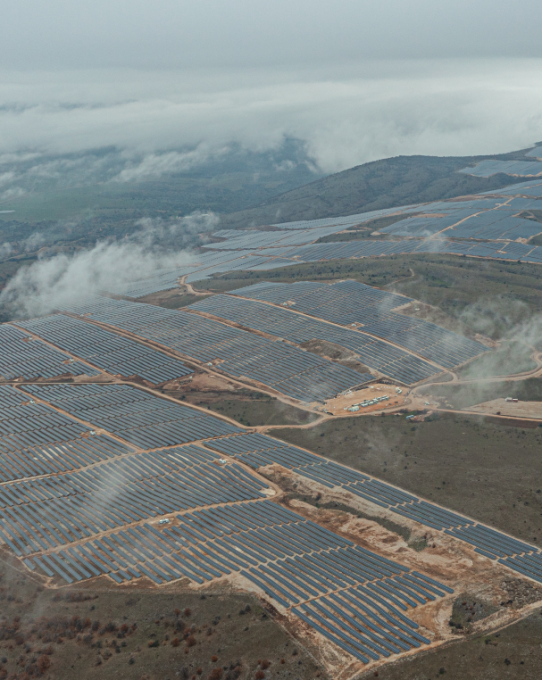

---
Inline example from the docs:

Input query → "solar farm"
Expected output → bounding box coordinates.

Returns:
[2,148,542,677]
[1,363,542,676]
[94,183,542,306]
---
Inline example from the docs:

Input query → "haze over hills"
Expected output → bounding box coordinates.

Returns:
[221,147,539,229]
[1,144,538,281]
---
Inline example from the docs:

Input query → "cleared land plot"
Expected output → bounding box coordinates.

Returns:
[272,415,542,544]
[466,398,542,419]
[421,378,542,410]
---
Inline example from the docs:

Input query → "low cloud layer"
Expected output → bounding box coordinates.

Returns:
[0,211,218,318]
[0,59,542,198]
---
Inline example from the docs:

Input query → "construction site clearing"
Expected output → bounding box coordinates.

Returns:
[465,397,542,420]
[324,385,406,414]
[251,465,542,678]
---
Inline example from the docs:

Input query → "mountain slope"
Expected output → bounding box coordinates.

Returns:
[221,148,534,228]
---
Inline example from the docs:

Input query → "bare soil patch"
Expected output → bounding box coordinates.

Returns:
[299,339,372,374]
[160,372,316,426]
[467,398,542,420]
[271,413,542,543]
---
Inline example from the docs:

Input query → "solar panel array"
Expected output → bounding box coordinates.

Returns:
[203,225,353,251]
[207,432,542,587]
[379,209,542,241]
[268,206,414,230]
[16,314,193,384]
[482,178,542,196]
[84,190,542,302]
[259,237,542,267]
[21,383,242,449]
[0,381,455,665]
[0,384,133,482]
[220,281,488,370]
[101,250,300,299]
[59,299,366,401]
[0,324,98,380]
[188,293,438,383]
[459,160,542,178]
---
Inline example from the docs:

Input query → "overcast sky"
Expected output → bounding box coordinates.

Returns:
[3,0,542,68]
[1,1,542,175]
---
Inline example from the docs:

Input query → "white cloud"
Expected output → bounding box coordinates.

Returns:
[0,210,218,318]
[0,187,25,200]
[0,60,541,178]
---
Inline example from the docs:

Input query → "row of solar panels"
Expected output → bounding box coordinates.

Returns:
[188,294,440,383]
[89,189,542,301]
[22,500,449,665]
[0,324,98,380]
[2,378,536,652]
[459,159,542,178]
[223,280,487,369]
[56,299,369,400]
[0,382,455,663]
[14,314,193,384]
[207,432,542,585]
[21,383,241,449]
[204,224,352,251]
[0,445,267,557]
[253,236,542,268]
[381,209,542,241]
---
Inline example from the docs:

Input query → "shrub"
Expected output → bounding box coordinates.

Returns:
[209,669,223,680]
[186,635,196,648]
[171,638,180,647]
[260,660,270,670]
[255,672,265,680]
[37,654,51,673]
[148,640,160,648]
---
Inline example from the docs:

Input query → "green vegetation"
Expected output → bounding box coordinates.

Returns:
[200,393,316,426]
[138,291,212,309]
[271,414,542,542]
